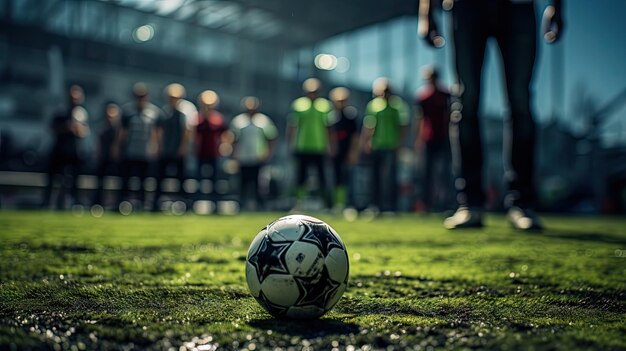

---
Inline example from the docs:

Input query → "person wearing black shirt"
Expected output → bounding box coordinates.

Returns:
[329,87,359,210]
[152,83,190,211]
[42,85,90,209]
[92,102,120,207]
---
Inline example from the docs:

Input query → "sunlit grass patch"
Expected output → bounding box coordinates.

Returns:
[0,211,624,350]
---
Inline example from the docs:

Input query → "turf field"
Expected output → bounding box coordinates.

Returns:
[0,211,625,350]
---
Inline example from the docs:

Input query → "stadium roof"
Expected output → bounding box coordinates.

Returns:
[98,0,418,45]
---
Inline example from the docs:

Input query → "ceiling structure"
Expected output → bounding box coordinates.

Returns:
[97,0,418,46]
[1,0,421,118]
[3,0,419,67]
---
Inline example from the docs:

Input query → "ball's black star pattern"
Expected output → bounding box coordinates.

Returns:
[246,217,348,319]
[300,221,344,256]
[293,266,340,309]
[256,291,288,318]
[248,235,291,282]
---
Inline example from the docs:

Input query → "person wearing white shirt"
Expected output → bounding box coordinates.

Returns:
[229,97,278,211]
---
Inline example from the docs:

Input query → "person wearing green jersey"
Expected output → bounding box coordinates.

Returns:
[288,78,334,210]
[361,78,410,213]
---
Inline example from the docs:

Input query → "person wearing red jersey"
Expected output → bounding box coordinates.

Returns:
[415,65,452,212]
[194,90,227,202]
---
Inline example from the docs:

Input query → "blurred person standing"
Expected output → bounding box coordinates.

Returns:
[288,78,334,211]
[329,87,359,211]
[361,78,410,214]
[92,101,120,207]
[194,90,227,203]
[42,84,90,209]
[152,83,191,211]
[414,65,453,212]
[229,96,278,211]
[114,83,164,210]
[418,0,563,230]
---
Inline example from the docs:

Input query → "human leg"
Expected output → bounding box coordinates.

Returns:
[370,151,383,210]
[422,142,435,210]
[117,159,131,205]
[176,157,186,199]
[136,160,149,207]
[332,156,344,208]
[239,165,253,210]
[195,158,206,201]
[312,154,332,209]
[295,153,309,202]
[445,3,489,228]
[386,150,398,212]
[451,2,489,208]
[498,3,538,209]
[42,155,61,208]
[239,164,263,210]
[92,158,107,206]
[152,158,167,210]
[67,158,81,206]
[498,3,542,230]
[251,165,262,209]
[209,158,219,202]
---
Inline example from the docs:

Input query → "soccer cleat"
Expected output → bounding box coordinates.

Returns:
[507,206,543,231]
[443,206,484,229]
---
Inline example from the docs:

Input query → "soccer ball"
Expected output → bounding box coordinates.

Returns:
[245,215,349,319]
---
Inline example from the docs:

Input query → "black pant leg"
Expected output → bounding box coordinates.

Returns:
[240,165,251,207]
[176,157,186,197]
[387,151,398,212]
[118,159,132,204]
[136,160,148,205]
[371,151,382,209]
[296,154,309,188]
[93,159,106,206]
[332,155,343,187]
[452,3,489,207]
[42,156,62,207]
[153,158,168,208]
[240,165,261,208]
[497,3,538,208]
[68,160,80,205]
[313,155,331,208]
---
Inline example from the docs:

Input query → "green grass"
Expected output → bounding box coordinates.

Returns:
[0,211,625,350]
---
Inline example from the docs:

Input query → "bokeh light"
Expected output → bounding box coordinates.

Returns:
[314,54,338,70]
[133,24,154,43]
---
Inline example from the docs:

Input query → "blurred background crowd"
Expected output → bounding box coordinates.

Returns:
[0,0,624,215]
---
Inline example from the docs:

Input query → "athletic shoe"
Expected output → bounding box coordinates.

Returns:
[443,206,484,229]
[507,206,543,231]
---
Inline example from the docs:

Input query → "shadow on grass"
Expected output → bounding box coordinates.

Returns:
[248,318,360,338]
[539,229,626,245]
[348,274,626,313]
[10,242,96,253]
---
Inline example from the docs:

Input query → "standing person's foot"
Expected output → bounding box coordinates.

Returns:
[342,207,359,221]
[289,200,303,214]
[507,206,543,231]
[443,206,484,229]
[362,205,380,218]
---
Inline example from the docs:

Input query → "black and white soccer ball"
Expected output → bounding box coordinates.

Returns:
[245,215,349,319]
